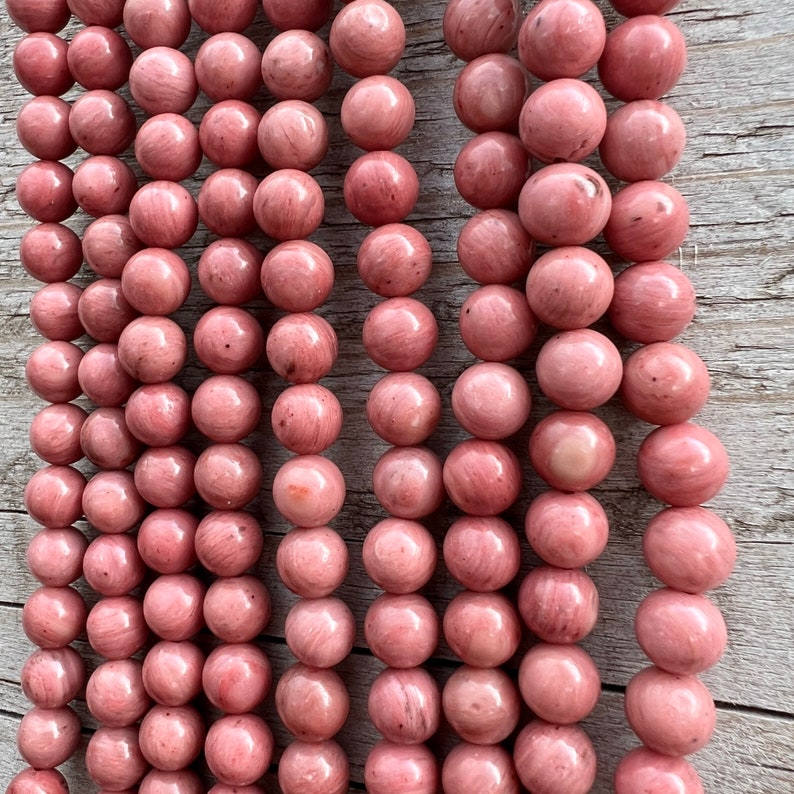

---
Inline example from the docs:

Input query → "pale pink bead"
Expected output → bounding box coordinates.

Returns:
[123,0,192,49]
[81,469,146,534]
[273,455,346,527]
[276,663,349,741]
[192,375,261,444]
[138,769,204,794]
[365,592,439,668]
[443,0,521,62]
[518,566,599,643]
[17,706,80,769]
[195,32,261,102]
[22,586,86,650]
[129,46,198,115]
[187,0,257,32]
[7,768,70,794]
[260,29,332,102]
[86,659,149,728]
[198,237,262,305]
[142,640,204,707]
[21,647,85,709]
[26,340,83,403]
[86,596,149,659]
[443,590,522,667]
[442,665,521,744]
[26,527,87,587]
[193,442,262,510]
[341,75,415,150]
[195,510,263,577]
[134,113,201,182]
[278,740,349,794]
[85,726,148,791]
[198,168,258,238]
[277,526,349,597]
[368,666,440,744]
[363,297,438,371]
[362,517,437,594]
[7,1,71,34]
[80,406,140,470]
[204,713,273,787]
[202,643,271,714]
[30,281,82,342]
[139,704,204,771]
[68,90,136,155]
[16,160,76,222]
[372,446,445,520]
[30,402,86,466]
[137,508,198,575]
[357,223,433,297]
[20,222,82,283]
[117,315,187,384]
[330,0,405,77]
[614,746,704,794]
[286,596,355,667]
[261,240,334,313]
[66,0,124,27]
[203,575,271,643]
[199,100,261,168]
[24,464,86,528]
[83,533,146,596]
[364,741,439,794]
[344,151,420,226]
[129,180,198,249]
[79,278,138,344]
[443,743,520,794]
[143,573,206,642]
[193,306,264,375]
[266,312,337,383]
[367,372,441,445]
[257,100,328,171]
[263,0,333,31]
[78,344,138,408]
[272,384,343,455]
[125,381,191,447]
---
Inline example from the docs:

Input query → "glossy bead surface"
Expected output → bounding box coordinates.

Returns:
[277,526,348,597]
[20,223,82,283]
[362,517,437,594]
[260,30,332,102]
[77,278,137,344]
[457,209,533,285]
[365,592,438,667]
[26,526,87,587]
[22,586,86,649]
[7,1,71,33]
[363,297,438,371]
[266,313,336,383]
[286,597,356,667]
[199,100,261,168]
[13,33,73,96]
[30,281,82,341]
[68,25,132,90]
[272,455,345,527]
[129,46,198,115]
[17,96,75,160]
[117,316,187,384]
[357,223,433,297]
[367,372,441,445]
[7,768,69,794]
[195,510,263,577]
[198,238,262,305]
[123,0,192,49]
[86,596,149,659]
[85,726,147,791]
[364,741,439,794]
[194,442,262,510]
[187,0,257,32]
[258,100,328,171]
[24,464,86,527]
[137,508,199,575]
[82,214,142,279]
[16,161,76,223]
[83,533,145,596]
[67,0,124,26]
[72,156,138,218]
[204,714,273,787]
[122,248,191,317]
[330,0,405,77]
[195,32,261,102]
[17,706,81,769]
[134,445,196,507]
[68,90,136,156]
[344,151,419,226]
[614,746,704,794]
[202,643,271,714]
[129,180,198,249]
[276,663,349,741]
[261,240,334,313]
[135,113,201,182]
[86,659,149,728]
[368,666,440,744]
[278,740,349,794]
[139,704,204,771]
[442,743,520,794]
[125,382,190,448]
[263,0,333,31]
[372,446,445,519]
[143,573,206,641]
[194,306,264,375]
[142,640,204,706]
[21,647,85,708]
[138,769,204,794]
[454,132,528,210]
[271,383,343,454]
[192,375,261,444]
[203,575,270,643]
[341,75,415,149]
[30,402,86,465]
[443,0,521,62]
[253,168,324,241]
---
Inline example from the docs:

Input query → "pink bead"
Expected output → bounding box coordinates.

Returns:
[86,659,149,728]
[643,506,736,593]
[525,490,609,568]
[78,278,138,344]
[457,209,533,285]
[129,46,198,115]
[362,517,437,593]
[276,663,349,741]
[194,306,264,375]
[194,442,262,510]
[443,439,522,516]
[286,596,355,667]
[599,15,687,101]
[83,533,146,596]
[125,381,190,447]
[341,75,414,150]
[192,374,261,444]
[518,643,601,724]
[122,248,191,317]
[16,96,75,160]
[625,666,716,755]
[187,0,257,32]
[261,30,332,102]
[202,643,271,713]
[272,454,346,527]
[17,705,81,769]
[365,592,438,667]
[272,383,343,454]
[24,464,86,527]
[363,297,438,371]
[123,0,192,49]
[198,238,262,305]
[67,0,124,26]
[443,743,520,794]
[253,168,324,241]
[78,343,138,408]
[638,422,729,506]
[612,0,682,13]
[443,515,520,591]
[142,640,204,706]
[442,665,520,744]
[365,741,439,794]
[518,0,606,80]
[16,161,76,223]
[204,713,273,787]
[344,151,420,226]
[261,240,334,312]
[68,90,136,156]
[143,573,206,641]
[72,156,138,218]
[443,590,521,667]
[30,281,83,341]
[452,362,531,440]
[278,740,349,794]
[203,575,271,643]
[13,33,73,96]
[199,100,261,168]
[263,0,332,31]
[26,526,87,587]
[277,526,348,597]
[357,223,433,297]
[7,768,69,794]
[135,113,201,182]
[139,704,204,771]
[367,372,441,445]
[330,0,405,77]
[454,132,528,210]
[513,720,596,794]
[85,726,148,790]
[195,510,263,576]
[83,215,143,279]
[30,401,86,465]
[129,180,198,249]
[78,397,137,457]
[20,223,82,283]
[454,54,529,133]
[266,312,337,383]
[368,666,440,744]
[86,595,149,659]
[67,25,132,90]
[21,647,85,708]
[138,769,204,794]
[519,79,606,163]
[443,0,521,61]
[195,32,261,102]
[6,1,70,33]
[258,100,328,171]
[22,585,86,649]
[614,746,704,794]
[529,410,616,491]
[373,445,444,519]
[82,469,146,534]
[518,163,611,246]
[136,508,199,575]
[460,284,538,361]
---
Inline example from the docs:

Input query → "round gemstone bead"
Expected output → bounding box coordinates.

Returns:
[194,32,262,102]
[443,0,521,62]
[137,508,199,575]
[192,375,261,444]
[194,306,264,375]
[266,313,337,383]
[199,100,260,168]
[368,666,440,744]
[442,743,520,794]
[286,597,355,668]
[85,726,147,791]
[272,455,346,528]
[123,0,192,49]
[344,151,419,226]
[278,740,349,794]
[357,223,433,297]
[261,240,334,313]
[129,46,198,115]
[194,510,263,578]
[362,517,437,594]
[7,1,71,34]
[276,663,349,741]
[261,30,332,102]
[253,169,324,241]
[202,575,270,644]
[366,372,441,446]
[21,647,85,709]
[16,96,75,161]
[202,643,271,714]
[277,526,348,597]
[614,746,704,794]
[363,297,438,371]
[17,705,81,769]
[135,113,202,182]
[258,100,328,171]
[341,75,415,150]
[142,640,204,707]
[372,446,445,519]
[365,741,439,793]
[364,593,439,668]
[204,713,273,787]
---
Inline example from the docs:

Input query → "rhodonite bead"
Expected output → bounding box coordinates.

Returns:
[271,383,343,454]
[518,0,606,80]
[362,517,437,593]
[143,573,206,642]
[330,0,405,77]
[193,306,264,374]
[117,315,187,383]
[513,720,597,794]
[30,401,86,465]
[133,445,196,508]
[142,640,204,706]
[454,131,528,209]
[365,741,439,794]
[26,527,87,587]
[86,659,150,727]
[138,704,204,771]
[199,100,261,168]
[85,726,148,791]
[86,595,149,659]
[202,643,271,714]
[135,113,201,182]
[518,643,601,724]
[278,740,349,794]
[260,30,332,102]
[253,169,324,241]
[367,372,441,445]
[21,647,85,708]
[443,743,520,794]
[518,566,599,643]
[83,533,146,596]
[13,33,73,96]
[277,525,348,597]
[363,297,438,371]
[194,510,262,577]
[20,223,82,283]
[129,180,198,249]
[272,455,346,527]
[599,15,687,101]
[195,32,262,102]
[67,26,132,90]
[194,442,262,510]
[519,78,607,163]
[263,0,333,31]
[139,769,204,794]
[266,313,337,383]
[8,767,69,794]
[525,490,609,568]
[443,515,521,591]
[261,240,334,312]
[22,586,86,649]
[614,746,704,794]
[643,506,736,592]
[198,238,262,305]
[518,163,611,246]
[258,100,328,171]
[17,705,81,769]
[443,0,521,62]
[442,665,521,744]
[344,151,420,226]
[82,215,142,279]
[276,663,349,741]
[72,156,138,218]
[198,168,258,238]
[625,666,716,756]
[78,279,138,343]
[7,1,71,33]
[365,592,439,667]
[188,0,257,32]
[125,381,191,447]
[67,0,124,26]
[357,223,433,297]
[457,209,533,285]
[122,248,191,316]
[286,596,356,667]
[443,590,522,667]
[16,96,75,161]
[129,46,198,115]
[192,374,261,444]
[137,508,199,575]
[204,714,273,787]
[16,161,76,223]
[372,445,445,519]
[368,666,440,744]
[123,0,192,50]
[341,75,414,150]
[68,90,136,156]
[24,464,86,527]
[78,343,138,407]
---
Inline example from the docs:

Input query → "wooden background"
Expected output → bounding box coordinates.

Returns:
[1,0,793,791]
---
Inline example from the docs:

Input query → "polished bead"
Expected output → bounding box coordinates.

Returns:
[85,726,148,791]
[30,401,86,465]
[266,312,336,383]
[142,640,204,706]
[69,90,136,156]
[135,113,201,182]
[17,705,81,769]
[86,659,149,728]
[68,25,132,90]
[137,508,199,575]
[261,240,334,312]
[258,100,328,171]
[518,566,599,643]
[72,156,138,218]
[125,382,190,448]
[443,0,521,62]
[83,533,145,596]
[13,33,73,96]
[143,573,206,641]
[365,592,438,667]
[194,442,262,510]
[122,248,190,317]
[22,585,86,649]
[278,740,349,794]
[24,464,86,527]
[118,316,187,384]
[123,0,192,49]
[86,595,149,659]
[67,0,124,26]
[21,647,85,708]
[341,75,414,150]
[367,372,441,445]
[202,643,271,714]
[16,161,76,223]
[277,526,348,597]
[287,596,356,667]
[26,527,87,587]
[204,714,273,787]
[357,223,433,297]
[614,746,704,794]
[457,209,533,285]
[20,223,82,283]
[7,768,69,794]
[78,278,138,343]
[362,517,436,594]
[373,445,445,519]
[330,0,405,77]
[273,455,345,527]
[129,46,198,115]
[188,0,256,31]
[82,214,142,279]
[6,1,70,33]
[263,0,332,31]
[364,741,439,794]
[199,100,261,167]
[368,666,440,744]
[442,743,520,794]
[203,575,271,643]
[276,663,349,741]
[78,344,138,407]
[138,769,204,794]
[139,704,204,771]
[129,180,198,249]
[192,375,260,444]
[195,510,262,577]
[253,168,324,241]
[198,238,262,305]
[198,168,259,238]
[195,32,261,102]
[194,306,264,375]
[344,151,419,226]
[16,96,75,161]
[363,297,438,371]
[261,30,332,102]
[271,383,343,454]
